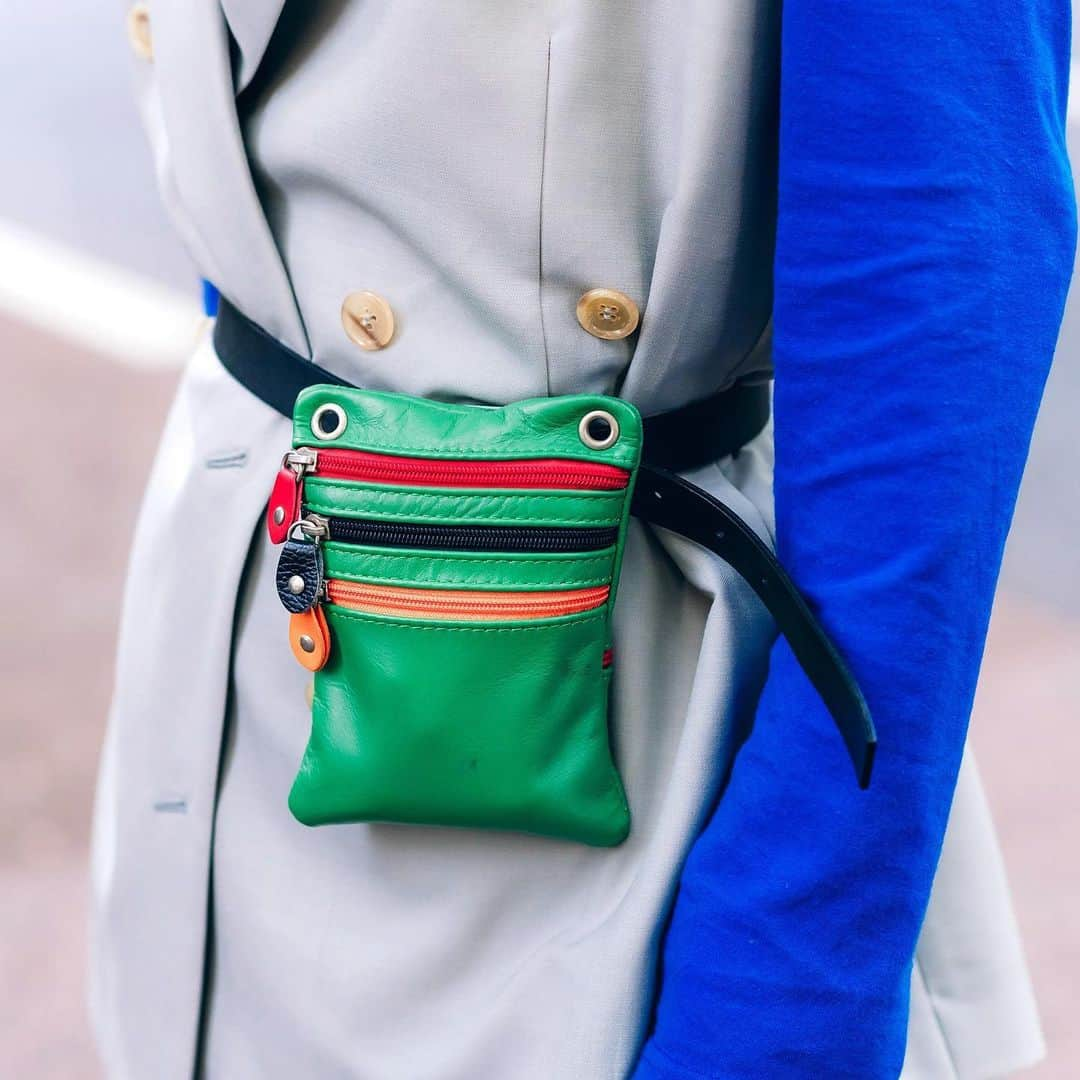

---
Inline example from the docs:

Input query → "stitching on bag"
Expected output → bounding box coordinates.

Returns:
[323,552,616,590]
[304,490,626,522]
[296,437,641,462]
[328,573,611,590]
[325,609,607,633]
[325,552,614,569]
[306,504,624,528]
[310,485,626,506]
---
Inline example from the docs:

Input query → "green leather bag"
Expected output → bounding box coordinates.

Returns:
[267,387,643,846]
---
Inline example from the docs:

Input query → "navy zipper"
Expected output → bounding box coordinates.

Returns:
[324,516,618,553]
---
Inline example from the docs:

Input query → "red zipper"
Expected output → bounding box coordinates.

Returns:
[304,448,630,491]
[268,448,630,544]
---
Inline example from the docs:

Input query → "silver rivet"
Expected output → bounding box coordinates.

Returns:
[578,410,620,450]
[298,635,316,653]
[311,402,347,441]
[273,506,286,526]
[288,575,306,595]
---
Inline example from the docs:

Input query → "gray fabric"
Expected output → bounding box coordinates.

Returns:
[221,0,285,91]
[901,756,1045,1079]
[92,2,1044,1076]
[138,0,307,353]
[237,0,777,411]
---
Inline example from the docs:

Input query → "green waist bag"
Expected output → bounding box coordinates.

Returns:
[266,387,643,846]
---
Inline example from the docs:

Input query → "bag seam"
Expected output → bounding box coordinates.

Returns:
[324,551,615,568]
[323,608,607,633]
[325,573,611,589]
[306,506,624,528]
[295,440,642,463]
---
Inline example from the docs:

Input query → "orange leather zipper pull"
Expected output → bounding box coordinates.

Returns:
[290,605,330,671]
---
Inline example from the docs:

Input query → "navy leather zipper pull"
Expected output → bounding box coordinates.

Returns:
[276,517,327,613]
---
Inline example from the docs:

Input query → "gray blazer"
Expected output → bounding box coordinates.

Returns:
[91,3,1043,1077]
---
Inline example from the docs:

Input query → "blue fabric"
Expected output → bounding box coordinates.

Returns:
[202,278,221,318]
[633,2,1075,1077]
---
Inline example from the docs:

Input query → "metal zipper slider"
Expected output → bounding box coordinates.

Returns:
[284,448,319,475]
[298,513,329,544]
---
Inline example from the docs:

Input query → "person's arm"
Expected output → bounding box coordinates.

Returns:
[633,1,1075,1076]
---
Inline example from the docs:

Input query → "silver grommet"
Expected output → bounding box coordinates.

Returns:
[311,402,347,441]
[272,506,286,526]
[578,410,620,450]
[288,575,306,595]
[298,634,316,653]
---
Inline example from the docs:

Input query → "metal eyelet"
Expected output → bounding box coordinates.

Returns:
[311,402,347,441]
[578,410,620,450]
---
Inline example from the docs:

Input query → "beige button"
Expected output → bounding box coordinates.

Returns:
[127,4,153,61]
[576,288,640,341]
[341,291,395,350]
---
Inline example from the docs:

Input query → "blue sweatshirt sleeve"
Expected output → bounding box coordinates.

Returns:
[633,2,1075,1077]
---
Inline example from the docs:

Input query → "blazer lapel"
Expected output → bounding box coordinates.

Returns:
[150,0,306,353]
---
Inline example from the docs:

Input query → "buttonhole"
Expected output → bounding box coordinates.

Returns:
[205,450,248,470]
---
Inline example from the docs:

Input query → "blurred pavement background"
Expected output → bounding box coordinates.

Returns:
[1,5,1077,1078]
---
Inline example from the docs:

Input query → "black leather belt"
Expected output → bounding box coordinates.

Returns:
[214,298,876,786]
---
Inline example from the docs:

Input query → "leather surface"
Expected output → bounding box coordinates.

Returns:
[322,543,617,592]
[289,606,330,672]
[266,466,300,544]
[292,386,643,469]
[289,606,629,846]
[304,481,626,531]
[303,481,625,529]
[288,385,643,846]
[275,537,323,614]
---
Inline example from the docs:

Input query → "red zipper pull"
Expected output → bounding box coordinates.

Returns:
[266,449,317,544]
[267,467,300,543]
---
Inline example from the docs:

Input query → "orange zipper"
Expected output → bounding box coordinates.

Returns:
[325,579,609,621]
